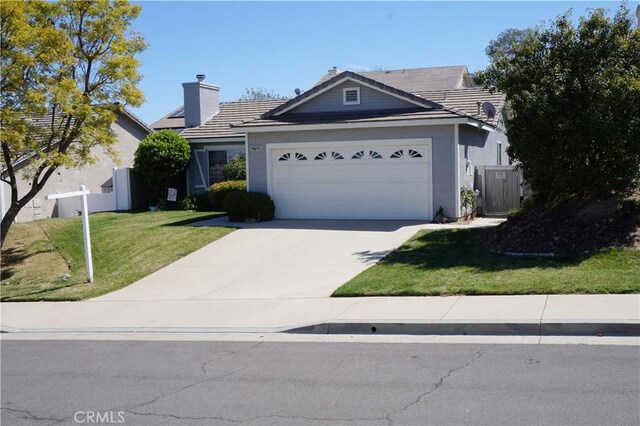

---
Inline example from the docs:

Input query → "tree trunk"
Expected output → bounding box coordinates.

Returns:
[0,203,23,248]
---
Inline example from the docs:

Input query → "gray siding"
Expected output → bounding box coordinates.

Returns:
[458,125,509,190]
[247,125,458,218]
[291,81,417,115]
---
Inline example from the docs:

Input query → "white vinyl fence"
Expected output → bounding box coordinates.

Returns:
[57,167,132,217]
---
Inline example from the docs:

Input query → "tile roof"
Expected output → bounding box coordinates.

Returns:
[235,75,505,129]
[412,87,506,127]
[315,65,470,92]
[153,67,505,138]
[152,99,287,138]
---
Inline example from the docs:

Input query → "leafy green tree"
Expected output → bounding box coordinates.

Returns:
[484,28,535,60]
[239,87,285,102]
[477,5,640,201]
[0,0,146,247]
[133,130,190,203]
[222,154,246,181]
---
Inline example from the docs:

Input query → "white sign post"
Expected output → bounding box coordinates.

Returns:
[46,185,93,283]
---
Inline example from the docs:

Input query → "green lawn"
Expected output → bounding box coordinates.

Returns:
[1,211,233,301]
[333,228,640,297]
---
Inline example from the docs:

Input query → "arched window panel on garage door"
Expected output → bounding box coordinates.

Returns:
[390,148,424,159]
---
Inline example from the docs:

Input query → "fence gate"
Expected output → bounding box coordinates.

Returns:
[483,167,520,216]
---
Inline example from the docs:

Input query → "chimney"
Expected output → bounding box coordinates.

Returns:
[328,66,338,76]
[182,74,220,128]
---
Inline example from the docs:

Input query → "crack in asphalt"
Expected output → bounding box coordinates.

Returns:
[119,342,262,419]
[123,409,243,423]
[124,410,389,424]
[200,342,261,376]
[1,406,68,425]
[384,347,489,425]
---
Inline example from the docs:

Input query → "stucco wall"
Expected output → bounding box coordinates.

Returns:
[458,125,509,190]
[292,81,416,114]
[247,124,457,218]
[2,113,147,223]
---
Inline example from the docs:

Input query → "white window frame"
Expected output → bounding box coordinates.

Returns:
[497,142,503,166]
[342,87,361,105]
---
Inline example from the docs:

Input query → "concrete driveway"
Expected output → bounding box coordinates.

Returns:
[94,218,502,302]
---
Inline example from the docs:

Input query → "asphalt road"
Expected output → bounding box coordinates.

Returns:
[1,340,639,425]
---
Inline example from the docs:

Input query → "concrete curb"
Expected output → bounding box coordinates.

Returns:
[286,321,640,337]
[3,322,638,337]
[0,325,294,334]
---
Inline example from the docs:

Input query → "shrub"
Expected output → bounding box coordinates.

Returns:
[179,193,212,211]
[209,180,246,211]
[223,191,275,222]
[222,155,246,181]
[133,130,191,202]
[460,187,478,219]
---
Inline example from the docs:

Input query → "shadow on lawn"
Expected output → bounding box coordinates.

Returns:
[1,280,85,301]
[0,246,54,281]
[160,213,227,227]
[366,228,590,272]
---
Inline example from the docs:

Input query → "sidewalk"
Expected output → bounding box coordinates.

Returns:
[2,294,639,337]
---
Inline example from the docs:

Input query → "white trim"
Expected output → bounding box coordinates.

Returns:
[454,124,461,218]
[342,87,361,105]
[194,144,244,151]
[266,138,430,151]
[465,118,496,132]
[273,76,438,116]
[186,137,244,144]
[232,118,469,133]
[266,138,433,220]
[245,133,250,191]
[194,149,207,189]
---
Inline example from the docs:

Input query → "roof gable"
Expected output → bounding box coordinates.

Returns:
[262,71,444,119]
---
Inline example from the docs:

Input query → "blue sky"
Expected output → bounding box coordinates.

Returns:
[129,1,634,124]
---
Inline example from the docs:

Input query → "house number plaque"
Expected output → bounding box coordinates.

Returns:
[250,145,264,152]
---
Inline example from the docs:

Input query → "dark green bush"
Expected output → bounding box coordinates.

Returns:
[133,130,190,202]
[209,180,246,210]
[223,191,275,222]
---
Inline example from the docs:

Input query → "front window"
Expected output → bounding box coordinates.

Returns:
[208,150,228,184]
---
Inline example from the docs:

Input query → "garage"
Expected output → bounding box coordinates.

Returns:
[267,139,432,220]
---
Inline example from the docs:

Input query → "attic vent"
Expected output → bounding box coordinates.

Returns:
[343,87,360,105]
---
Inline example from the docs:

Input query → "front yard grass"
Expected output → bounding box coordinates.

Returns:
[333,228,640,297]
[1,211,232,301]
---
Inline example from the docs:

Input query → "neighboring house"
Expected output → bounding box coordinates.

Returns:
[1,109,153,223]
[154,65,508,220]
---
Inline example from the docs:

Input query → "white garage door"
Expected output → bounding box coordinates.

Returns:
[268,140,432,220]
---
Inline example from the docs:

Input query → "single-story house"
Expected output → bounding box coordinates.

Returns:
[1,109,153,223]
[152,65,508,220]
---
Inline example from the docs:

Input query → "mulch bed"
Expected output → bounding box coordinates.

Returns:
[482,195,640,255]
